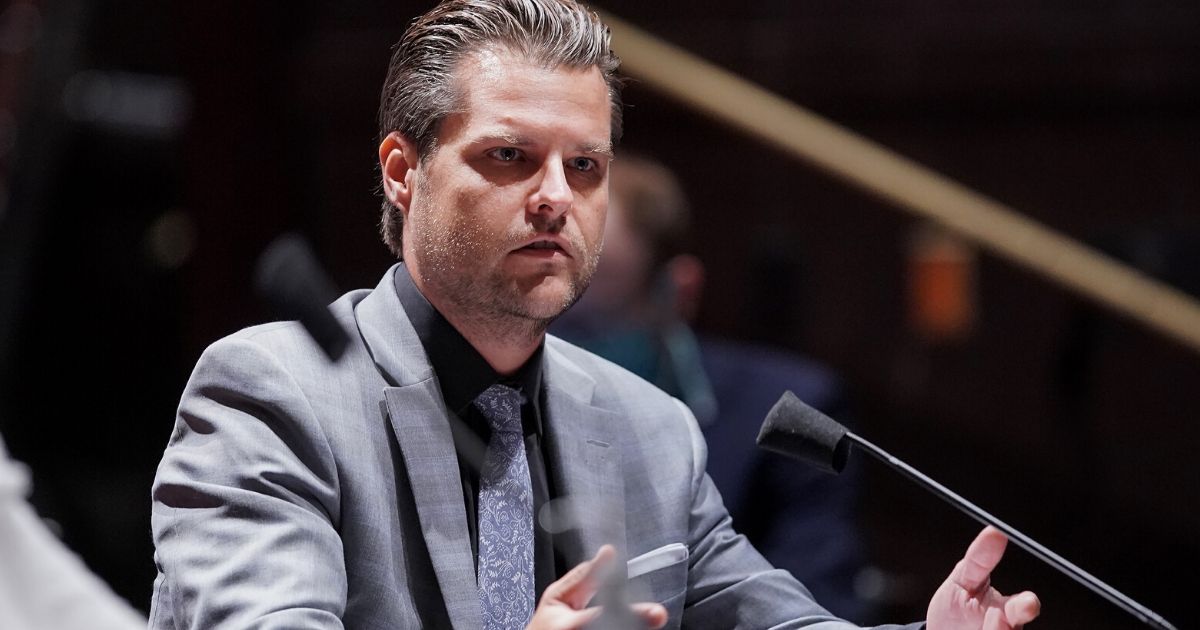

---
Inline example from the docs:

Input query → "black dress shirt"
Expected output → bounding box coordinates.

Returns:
[394,265,560,597]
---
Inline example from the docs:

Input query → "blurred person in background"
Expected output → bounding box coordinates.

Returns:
[553,153,870,620]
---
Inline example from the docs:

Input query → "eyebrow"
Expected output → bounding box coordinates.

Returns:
[476,133,614,158]
[581,141,614,158]
[486,132,529,146]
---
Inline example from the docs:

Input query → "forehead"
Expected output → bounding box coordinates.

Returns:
[445,48,612,145]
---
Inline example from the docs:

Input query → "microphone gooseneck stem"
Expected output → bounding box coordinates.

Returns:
[845,431,1177,630]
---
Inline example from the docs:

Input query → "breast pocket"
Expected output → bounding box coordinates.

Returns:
[625,542,688,622]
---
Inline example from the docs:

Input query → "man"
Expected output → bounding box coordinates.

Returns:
[552,154,870,620]
[150,1,1041,628]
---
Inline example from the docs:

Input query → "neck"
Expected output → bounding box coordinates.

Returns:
[414,287,546,376]
[451,311,546,376]
[402,256,552,375]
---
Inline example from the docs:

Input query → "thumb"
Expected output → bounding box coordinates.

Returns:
[1004,591,1041,625]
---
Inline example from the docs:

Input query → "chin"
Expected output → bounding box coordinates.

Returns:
[517,279,581,320]
[518,293,575,321]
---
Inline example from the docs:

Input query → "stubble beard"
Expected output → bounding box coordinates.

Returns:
[412,204,600,348]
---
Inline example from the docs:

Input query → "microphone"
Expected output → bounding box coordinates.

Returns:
[253,233,350,362]
[757,391,1178,630]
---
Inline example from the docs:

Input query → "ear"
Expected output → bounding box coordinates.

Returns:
[379,131,419,217]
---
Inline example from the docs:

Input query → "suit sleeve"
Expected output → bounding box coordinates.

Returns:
[150,337,346,629]
[672,399,922,630]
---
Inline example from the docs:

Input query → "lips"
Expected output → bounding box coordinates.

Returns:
[514,237,571,257]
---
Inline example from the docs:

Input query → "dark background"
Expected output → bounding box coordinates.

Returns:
[1,1,1197,627]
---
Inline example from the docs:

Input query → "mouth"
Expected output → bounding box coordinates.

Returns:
[513,238,571,258]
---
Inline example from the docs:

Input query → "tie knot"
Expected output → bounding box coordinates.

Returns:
[474,384,524,433]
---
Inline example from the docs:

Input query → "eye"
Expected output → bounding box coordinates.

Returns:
[568,156,597,172]
[488,147,522,162]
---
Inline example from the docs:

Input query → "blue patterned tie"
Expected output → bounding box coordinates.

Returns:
[474,384,535,629]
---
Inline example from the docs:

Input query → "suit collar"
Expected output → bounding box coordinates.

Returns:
[355,263,432,388]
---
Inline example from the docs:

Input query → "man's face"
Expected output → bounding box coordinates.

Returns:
[401,49,612,330]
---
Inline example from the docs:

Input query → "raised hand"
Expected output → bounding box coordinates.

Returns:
[927,527,1042,630]
[527,545,668,630]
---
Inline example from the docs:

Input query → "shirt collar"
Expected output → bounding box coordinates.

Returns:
[394,263,543,432]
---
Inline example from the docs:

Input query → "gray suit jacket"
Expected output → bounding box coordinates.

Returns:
[150,265,920,629]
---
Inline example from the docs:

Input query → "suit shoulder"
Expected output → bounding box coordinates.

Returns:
[545,334,683,414]
[200,288,371,362]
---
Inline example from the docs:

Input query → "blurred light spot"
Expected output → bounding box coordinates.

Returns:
[63,71,192,139]
[853,565,887,601]
[0,2,41,54]
[145,209,197,270]
[853,565,921,605]
[537,497,581,534]
[41,517,63,539]
[907,223,978,342]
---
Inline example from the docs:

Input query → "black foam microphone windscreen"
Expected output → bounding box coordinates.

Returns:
[254,233,349,362]
[756,391,850,474]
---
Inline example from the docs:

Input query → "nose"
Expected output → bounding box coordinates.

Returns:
[528,158,573,221]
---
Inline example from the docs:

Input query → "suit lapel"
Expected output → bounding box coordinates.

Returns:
[542,345,627,569]
[384,383,481,630]
[357,266,480,630]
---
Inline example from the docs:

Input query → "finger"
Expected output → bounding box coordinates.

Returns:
[563,605,604,627]
[527,604,602,630]
[950,526,1008,594]
[1004,591,1041,625]
[631,602,669,629]
[565,545,615,609]
[982,606,1012,630]
[541,544,615,607]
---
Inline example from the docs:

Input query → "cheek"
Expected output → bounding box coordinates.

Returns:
[451,186,513,230]
[579,202,608,247]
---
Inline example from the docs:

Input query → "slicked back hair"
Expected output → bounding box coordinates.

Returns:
[377,0,623,257]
